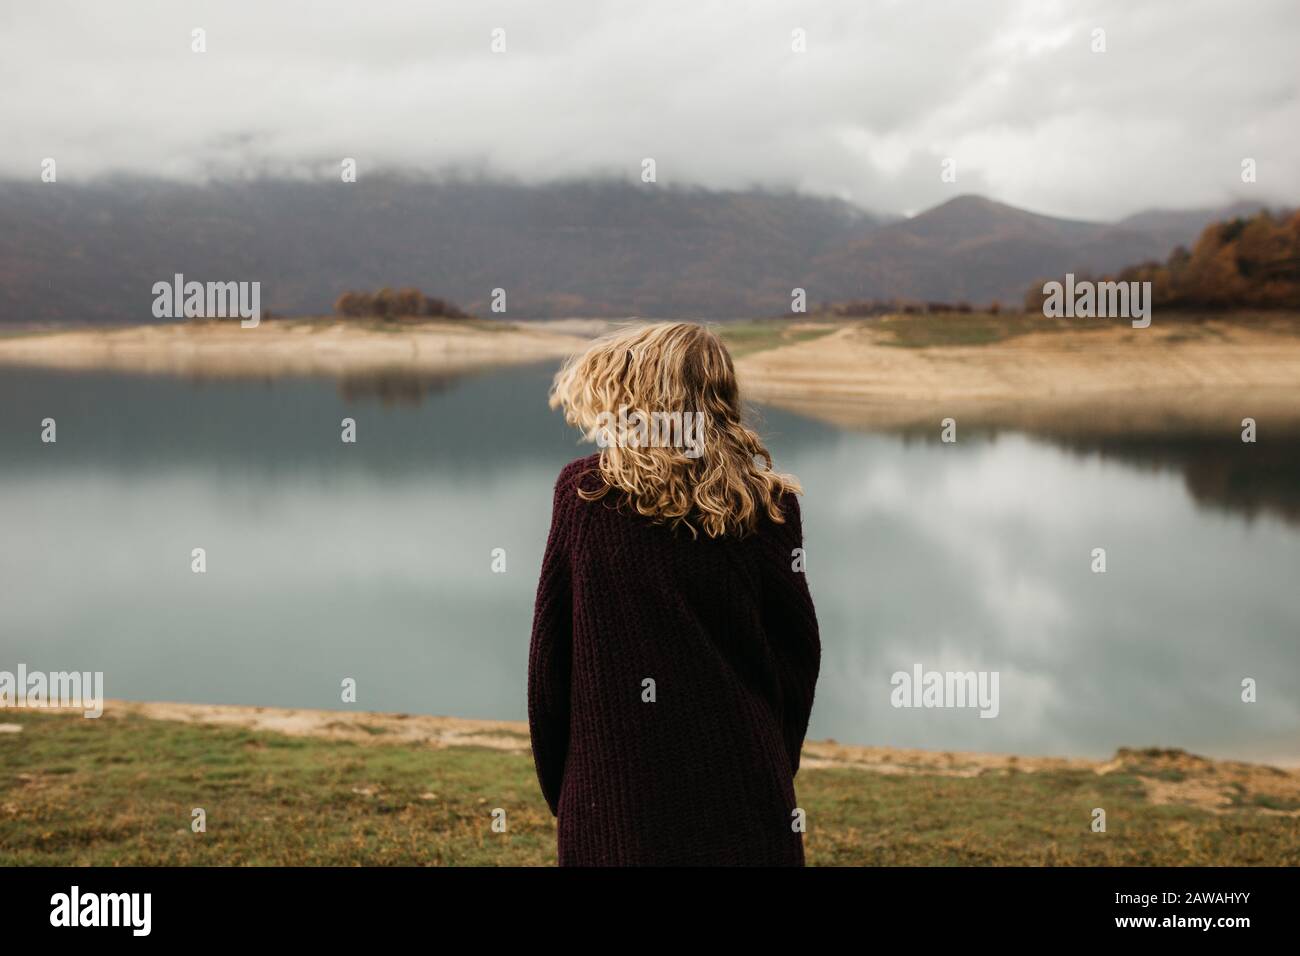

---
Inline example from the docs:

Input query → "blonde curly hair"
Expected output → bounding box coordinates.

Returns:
[549,321,801,538]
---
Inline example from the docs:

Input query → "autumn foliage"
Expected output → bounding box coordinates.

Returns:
[1026,209,1300,311]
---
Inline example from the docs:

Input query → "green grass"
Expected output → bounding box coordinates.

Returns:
[712,320,837,358]
[0,712,554,866]
[1,712,1296,866]
[1241,793,1300,813]
[802,767,1295,865]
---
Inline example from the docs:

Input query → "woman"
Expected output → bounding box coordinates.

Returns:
[528,321,821,866]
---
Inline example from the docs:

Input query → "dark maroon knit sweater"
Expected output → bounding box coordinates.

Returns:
[528,454,821,866]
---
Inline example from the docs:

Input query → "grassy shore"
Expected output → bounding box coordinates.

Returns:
[2,705,1296,866]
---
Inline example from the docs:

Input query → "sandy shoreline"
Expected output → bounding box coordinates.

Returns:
[9,699,1297,816]
[0,317,597,379]
[734,319,1300,435]
[2,316,1296,437]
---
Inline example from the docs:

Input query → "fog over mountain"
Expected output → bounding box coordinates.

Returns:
[4,1,1295,321]
[2,0,1297,219]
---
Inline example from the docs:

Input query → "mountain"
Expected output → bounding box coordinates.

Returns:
[1117,200,1271,245]
[801,195,1264,307]
[0,177,881,324]
[0,178,1271,323]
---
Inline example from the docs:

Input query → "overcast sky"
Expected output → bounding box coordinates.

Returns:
[3,0,1297,219]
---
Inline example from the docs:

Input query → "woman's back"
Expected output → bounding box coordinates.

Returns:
[529,454,820,866]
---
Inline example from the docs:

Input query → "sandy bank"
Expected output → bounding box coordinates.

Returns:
[0,317,595,379]
[25,699,1291,816]
[735,319,1300,436]
[3,315,1296,436]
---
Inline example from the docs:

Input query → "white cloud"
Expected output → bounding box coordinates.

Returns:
[1,0,1296,217]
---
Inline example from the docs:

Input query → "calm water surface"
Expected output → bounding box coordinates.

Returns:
[1,363,1297,763]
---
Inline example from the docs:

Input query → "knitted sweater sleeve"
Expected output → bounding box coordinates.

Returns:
[527,464,577,816]
[763,494,822,776]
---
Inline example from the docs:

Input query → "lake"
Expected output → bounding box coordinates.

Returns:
[1,363,1297,764]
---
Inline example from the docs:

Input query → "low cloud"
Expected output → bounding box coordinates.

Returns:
[2,0,1296,218]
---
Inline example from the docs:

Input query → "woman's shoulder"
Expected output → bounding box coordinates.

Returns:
[757,488,803,547]
[775,489,801,519]
[763,486,801,525]
[555,453,603,495]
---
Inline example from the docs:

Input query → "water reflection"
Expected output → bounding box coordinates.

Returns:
[334,369,1300,526]
[1052,436,1300,526]
[336,369,472,407]
[0,364,1296,763]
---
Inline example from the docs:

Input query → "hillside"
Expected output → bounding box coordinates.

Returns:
[0,177,1268,323]
[0,177,879,324]
[803,195,1265,307]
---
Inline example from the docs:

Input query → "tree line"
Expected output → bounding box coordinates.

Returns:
[333,288,470,319]
[1026,208,1300,311]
